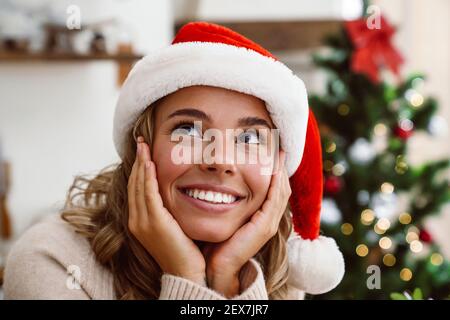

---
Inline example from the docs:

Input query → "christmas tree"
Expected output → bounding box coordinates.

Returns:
[309,13,450,299]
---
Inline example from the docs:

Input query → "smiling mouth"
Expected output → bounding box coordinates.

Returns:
[178,187,244,205]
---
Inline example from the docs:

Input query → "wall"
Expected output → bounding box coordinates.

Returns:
[0,0,173,236]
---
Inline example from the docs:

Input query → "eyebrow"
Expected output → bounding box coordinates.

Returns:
[167,108,211,122]
[237,116,273,129]
[167,108,273,129]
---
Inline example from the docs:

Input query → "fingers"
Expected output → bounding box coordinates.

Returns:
[134,139,150,224]
[144,144,165,214]
[127,143,139,225]
[266,150,286,202]
[255,149,290,237]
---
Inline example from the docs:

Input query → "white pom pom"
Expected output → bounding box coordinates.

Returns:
[287,235,345,295]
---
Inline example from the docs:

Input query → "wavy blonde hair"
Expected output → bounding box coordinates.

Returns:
[62,98,292,299]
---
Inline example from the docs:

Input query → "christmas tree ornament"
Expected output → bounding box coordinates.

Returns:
[324,176,343,195]
[419,229,433,244]
[348,138,376,165]
[370,191,398,220]
[357,190,370,205]
[321,198,342,224]
[394,119,414,140]
[344,15,404,83]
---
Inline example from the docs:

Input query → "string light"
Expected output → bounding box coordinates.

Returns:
[408,226,420,234]
[430,253,444,266]
[406,231,419,243]
[380,182,394,194]
[410,92,424,108]
[374,123,388,136]
[337,104,350,116]
[379,236,392,250]
[332,163,346,176]
[406,226,420,244]
[383,254,396,266]
[405,88,424,108]
[395,155,408,174]
[356,244,369,257]
[398,212,412,225]
[377,218,391,231]
[400,268,413,281]
[361,209,375,225]
[410,240,423,253]
[374,224,386,235]
[341,223,354,235]
[326,142,336,153]
[399,118,414,131]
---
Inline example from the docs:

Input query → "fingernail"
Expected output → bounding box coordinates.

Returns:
[137,136,144,143]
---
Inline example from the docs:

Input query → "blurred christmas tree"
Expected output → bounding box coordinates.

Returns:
[309,12,450,299]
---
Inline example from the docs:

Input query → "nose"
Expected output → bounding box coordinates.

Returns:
[199,136,237,176]
[200,162,237,175]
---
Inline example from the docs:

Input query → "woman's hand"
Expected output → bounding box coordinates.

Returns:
[127,136,207,285]
[202,151,291,298]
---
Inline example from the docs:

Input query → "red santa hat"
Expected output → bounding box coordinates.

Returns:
[113,22,344,295]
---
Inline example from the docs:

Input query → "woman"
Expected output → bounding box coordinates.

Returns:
[4,22,344,300]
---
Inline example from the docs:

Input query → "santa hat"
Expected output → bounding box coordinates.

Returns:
[113,22,344,295]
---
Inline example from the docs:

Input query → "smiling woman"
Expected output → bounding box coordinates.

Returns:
[3,21,344,300]
[149,86,278,244]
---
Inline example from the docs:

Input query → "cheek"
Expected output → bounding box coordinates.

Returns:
[151,140,188,201]
[242,164,272,207]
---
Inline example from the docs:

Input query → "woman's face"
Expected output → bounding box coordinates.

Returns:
[151,85,278,243]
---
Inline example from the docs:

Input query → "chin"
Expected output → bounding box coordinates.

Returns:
[182,222,235,243]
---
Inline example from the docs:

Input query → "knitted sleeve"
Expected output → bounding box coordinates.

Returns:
[3,225,90,299]
[159,258,268,300]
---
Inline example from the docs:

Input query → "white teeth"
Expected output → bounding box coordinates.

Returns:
[205,191,214,202]
[183,188,239,204]
[214,193,222,203]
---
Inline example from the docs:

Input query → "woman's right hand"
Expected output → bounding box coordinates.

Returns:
[127,136,207,285]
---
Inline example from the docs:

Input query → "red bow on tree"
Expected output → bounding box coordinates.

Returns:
[345,15,404,83]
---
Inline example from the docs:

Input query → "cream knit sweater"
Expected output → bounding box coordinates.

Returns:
[3,214,304,300]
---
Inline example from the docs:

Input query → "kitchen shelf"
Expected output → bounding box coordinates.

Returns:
[0,51,143,85]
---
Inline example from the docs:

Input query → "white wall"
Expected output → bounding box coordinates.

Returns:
[173,0,363,21]
[0,0,173,236]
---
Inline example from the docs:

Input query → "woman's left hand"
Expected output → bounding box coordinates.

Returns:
[202,150,291,298]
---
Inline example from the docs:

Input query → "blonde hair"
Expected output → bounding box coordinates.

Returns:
[62,98,292,299]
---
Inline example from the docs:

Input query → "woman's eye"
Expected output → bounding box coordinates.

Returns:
[237,130,260,144]
[173,123,202,138]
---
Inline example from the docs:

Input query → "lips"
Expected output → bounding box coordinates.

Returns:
[183,188,238,204]
[177,184,245,213]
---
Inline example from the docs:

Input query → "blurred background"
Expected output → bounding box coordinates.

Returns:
[0,0,449,299]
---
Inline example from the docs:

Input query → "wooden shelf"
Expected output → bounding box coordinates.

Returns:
[0,51,143,62]
[175,20,342,51]
[0,51,143,85]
